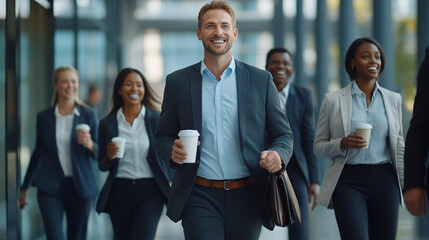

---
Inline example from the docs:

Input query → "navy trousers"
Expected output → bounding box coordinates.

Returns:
[287,158,310,240]
[107,178,165,240]
[181,183,263,240]
[37,177,92,240]
[332,163,400,240]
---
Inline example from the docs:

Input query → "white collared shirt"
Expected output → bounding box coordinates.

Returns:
[116,106,154,179]
[278,83,290,113]
[55,105,80,177]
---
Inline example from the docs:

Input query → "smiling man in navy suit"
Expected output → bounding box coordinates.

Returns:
[155,1,294,239]
[266,47,320,240]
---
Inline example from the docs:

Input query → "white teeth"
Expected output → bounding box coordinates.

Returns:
[367,67,377,71]
[129,94,140,99]
[276,71,286,76]
[212,40,224,44]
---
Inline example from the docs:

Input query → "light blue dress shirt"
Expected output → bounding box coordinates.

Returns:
[197,58,250,180]
[347,81,392,165]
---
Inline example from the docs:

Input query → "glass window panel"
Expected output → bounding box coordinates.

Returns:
[77,30,107,99]
[135,0,273,20]
[54,0,74,17]
[0,0,4,19]
[77,0,106,19]
[54,30,75,67]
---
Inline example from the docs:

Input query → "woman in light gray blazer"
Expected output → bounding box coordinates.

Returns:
[314,37,404,240]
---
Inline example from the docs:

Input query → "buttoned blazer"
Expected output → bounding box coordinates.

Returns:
[286,84,319,185]
[96,108,172,213]
[404,47,429,194]
[22,105,99,198]
[314,82,404,208]
[155,60,294,230]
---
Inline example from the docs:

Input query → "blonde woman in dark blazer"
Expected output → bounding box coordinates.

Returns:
[19,66,98,240]
[314,37,404,240]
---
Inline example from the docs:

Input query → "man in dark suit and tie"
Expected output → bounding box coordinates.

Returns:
[265,47,320,240]
[155,1,294,239]
[404,47,429,217]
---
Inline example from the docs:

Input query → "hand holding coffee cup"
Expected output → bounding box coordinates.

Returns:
[111,137,126,159]
[172,130,199,164]
[355,123,372,148]
[76,124,93,149]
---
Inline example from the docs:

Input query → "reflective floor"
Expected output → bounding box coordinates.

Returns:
[80,204,426,240]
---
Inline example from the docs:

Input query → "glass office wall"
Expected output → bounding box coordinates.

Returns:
[0,0,6,238]
[19,0,53,239]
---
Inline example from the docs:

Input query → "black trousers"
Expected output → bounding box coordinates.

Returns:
[107,178,165,240]
[332,163,400,240]
[37,177,92,240]
[287,158,310,240]
[181,183,263,240]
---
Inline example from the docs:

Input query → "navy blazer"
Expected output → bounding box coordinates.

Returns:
[96,108,172,213]
[22,105,99,199]
[155,60,294,230]
[404,47,429,194]
[286,84,319,185]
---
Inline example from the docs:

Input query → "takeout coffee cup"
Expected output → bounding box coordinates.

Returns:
[356,123,372,148]
[178,130,199,163]
[111,137,126,158]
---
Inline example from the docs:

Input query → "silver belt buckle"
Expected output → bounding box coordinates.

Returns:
[224,180,233,190]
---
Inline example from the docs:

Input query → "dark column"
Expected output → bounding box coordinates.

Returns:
[295,0,305,85]
[73,0,78,68]
[105,0,120,108]
[315,0,330,109]
[416,2,429,238]
[5,0,20,239]
[273,0,285,47]
[417,0,429,65]
[339,0,356,87]
[373,0,394,90]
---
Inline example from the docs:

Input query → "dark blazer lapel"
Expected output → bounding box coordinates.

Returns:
[286,84,296,128]
[71,105,81,147]
[235,60,248,149]
[111,114,119,138]
[47,107,59,155]
[144,109,156,156]
[190,64,202,133]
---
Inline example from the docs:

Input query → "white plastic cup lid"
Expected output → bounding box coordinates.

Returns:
[76,124,90,131]
[356,123,372,130]
[111,137,126,143]
[178,130,200,137]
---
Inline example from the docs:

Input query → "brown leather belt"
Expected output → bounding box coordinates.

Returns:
[194,176,253,190]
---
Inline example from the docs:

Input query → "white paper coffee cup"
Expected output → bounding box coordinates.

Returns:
[178,130,199,163]
[111,137,126,158]
[76,123,90,132]
[356,123,372,148]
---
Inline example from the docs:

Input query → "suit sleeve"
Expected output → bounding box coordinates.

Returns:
[394,94,405,189]
[22,112,44,189]
[301,90,320,184]
[314,94,346,158]
[98,118,115,171]
[404,47,429,191]
[156,75,180,168]
[265,74,294,164]
[88,108,99,159]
